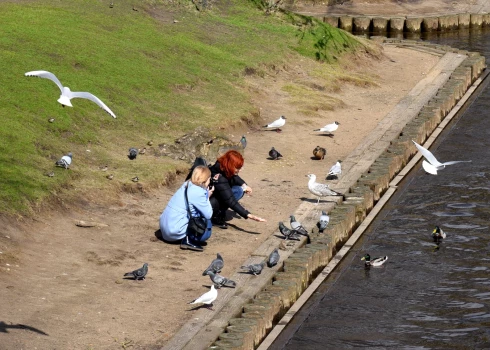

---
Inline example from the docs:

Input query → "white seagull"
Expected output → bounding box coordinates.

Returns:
[412,140,471,175]
[326,160,342,180]
[25,70,117,118]
[306,174,343,204]
[188,285,218,310]
[314,121,340,134]
[263,115,286,132]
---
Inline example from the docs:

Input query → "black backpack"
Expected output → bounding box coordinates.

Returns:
[185,157,208,181]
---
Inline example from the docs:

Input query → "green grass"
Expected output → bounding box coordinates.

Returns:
[0,0,376,215]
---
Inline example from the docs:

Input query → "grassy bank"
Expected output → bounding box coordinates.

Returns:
[0,0,377,215]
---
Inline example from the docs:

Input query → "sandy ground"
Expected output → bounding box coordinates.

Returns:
[0,44,440,350]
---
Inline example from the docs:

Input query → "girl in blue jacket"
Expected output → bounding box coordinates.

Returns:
[160,166,214,251]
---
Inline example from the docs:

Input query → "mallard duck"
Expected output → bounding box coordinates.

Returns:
[432,226,446,242]
[361,254,388,267]
[312,146,326,160]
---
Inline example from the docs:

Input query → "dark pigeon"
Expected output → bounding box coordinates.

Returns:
[124,263,148,280]
[202,253,224,276]
[279,222,301,241]
[241,261,265,276]
[206,271,236,288]
[128,147,138,160]
[267,248,280,268]
[269,147,283,160]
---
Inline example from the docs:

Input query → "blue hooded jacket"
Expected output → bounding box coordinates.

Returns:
[159,181,213,242]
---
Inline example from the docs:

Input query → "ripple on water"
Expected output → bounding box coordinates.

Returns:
[432,211,474,217]
[444,223,485,229]
[447,203,477,209]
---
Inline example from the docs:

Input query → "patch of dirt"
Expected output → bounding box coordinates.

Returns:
[0,45,439,349]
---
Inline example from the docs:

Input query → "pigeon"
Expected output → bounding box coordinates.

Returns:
[188,285,218,310]
[432,225,446,242]
[128,148,138,160]
[25,70,116,118]
[205,271,236,289]
[278,222,301,241]
[267,248,280,268]
[289,215,309,237]
[412,140,471,175]
[314,121,340,135]
[306,174,343,204]
[312,146,326,160]
[263,115,286,132]
[131,176,139,182]
[317,210,330,232]
[269,147,283,160]
[124,263,148,280]
[202,253,224,276]
[326,160,342,180]
[240,135,247,149]
[241,261,266,275]
[361,254,388,267]
[55,152,73,169]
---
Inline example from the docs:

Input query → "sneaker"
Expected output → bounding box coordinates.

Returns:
[211,216,228,229]
[180,236,204,252]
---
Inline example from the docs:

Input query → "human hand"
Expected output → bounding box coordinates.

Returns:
[248,214,266,222]
[208,185,215,197]
[243,185,253,195]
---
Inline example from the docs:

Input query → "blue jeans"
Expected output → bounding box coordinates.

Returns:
[189,219,212,242]
[231,186,244,201]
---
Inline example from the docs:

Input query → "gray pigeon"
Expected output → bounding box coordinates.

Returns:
[290,215,310,243]
[241,261,266,275]
[55,152,73,169]
[124,263,148,280]
[269,147,283,160]
[202,253,224,276]
[240,135,247,149]
[206,271,236,288]
[128,147,138,160]
[317,210,330,232]
[278,222,301,241]
[267,248,280,268]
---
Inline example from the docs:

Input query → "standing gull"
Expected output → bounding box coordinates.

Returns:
[412,140,471,175]
[268,147,283,160]
[314,121,339,135]
[263,115,286,132]
[25,70,116,118]
[326,160,342,180]
[202,253,224,276]
[55,152,73,169]
[188,285,218,310]
[306,174,343,204]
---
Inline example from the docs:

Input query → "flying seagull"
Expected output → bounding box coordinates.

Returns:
[412,140,471,175]
[314,121,339,135]
[326,160,342,180]
[307,174,343,204]
[269,147,283,160]
[317,210,330,232]
[263,115,286,132]
[188,285,218,310]
[202,253,224,276]
[55,152,73,169]
[312,146,326,160]
[124,263,148,280]
[25,70,116,118]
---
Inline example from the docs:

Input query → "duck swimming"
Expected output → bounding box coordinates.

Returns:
[361,254,388,267]
[432,225,446,242]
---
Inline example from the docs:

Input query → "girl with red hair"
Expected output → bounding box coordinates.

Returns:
[209,150,265,228]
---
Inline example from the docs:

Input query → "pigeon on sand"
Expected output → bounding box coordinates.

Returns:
[278,222,301,241]
[128,147,138,160]
[124,263,148,280]
[269,147,283,160]
[25,70,116,118]
[205,271,236,289]
[317,210,330,232]
[326,160,342,180]
[314,121,340,135]
[240,136,247,149]
[202,253,224,276]
[263,115,286,132]
[241,261,266,275]
[412,140,471,175]
[188,285,218,310]
[55,152,73,169]
[267,248,280,268]
[307,174,343,204]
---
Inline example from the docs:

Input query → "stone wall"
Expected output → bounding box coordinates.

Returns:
[209,41,486,350]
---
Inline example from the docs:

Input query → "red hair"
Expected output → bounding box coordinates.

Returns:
[218,150,244,178]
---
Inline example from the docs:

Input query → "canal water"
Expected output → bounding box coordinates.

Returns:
[271,29,490,349]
